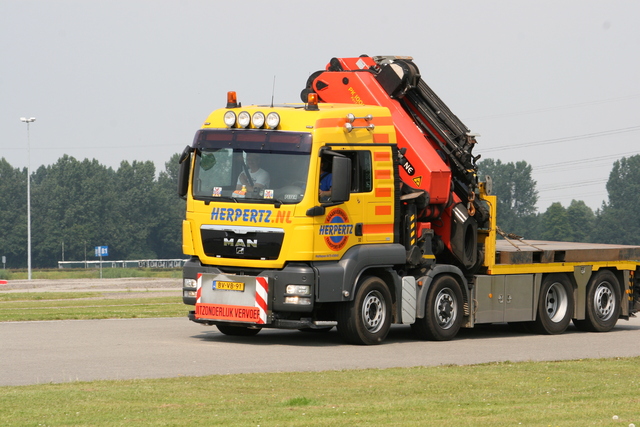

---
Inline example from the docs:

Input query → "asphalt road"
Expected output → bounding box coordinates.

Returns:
[2,315,640,386]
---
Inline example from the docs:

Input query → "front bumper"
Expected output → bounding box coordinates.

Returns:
[182,258,317,325]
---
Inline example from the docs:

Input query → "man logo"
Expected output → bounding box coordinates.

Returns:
[224,238,258,248]
[236,247,244,255]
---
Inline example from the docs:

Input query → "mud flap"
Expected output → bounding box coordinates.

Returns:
[401,276,417,324]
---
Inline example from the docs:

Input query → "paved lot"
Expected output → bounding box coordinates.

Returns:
[1,277,181,293]
[1,278,640,386]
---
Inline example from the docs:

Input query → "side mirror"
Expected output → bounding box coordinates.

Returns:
[330,156,351,203]
[178,145,192,199]
[178,145,192,164]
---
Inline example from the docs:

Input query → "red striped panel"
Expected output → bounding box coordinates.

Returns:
[373,134,389,143]
[375,205,391,216]
[375,188,392,198]
[375,169,391,179]
[362,224,394,234]
[374,151,390,161]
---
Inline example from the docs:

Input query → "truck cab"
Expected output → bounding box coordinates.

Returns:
[179,94,420,343]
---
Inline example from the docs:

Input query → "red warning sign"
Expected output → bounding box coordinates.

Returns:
[195,303,261,323]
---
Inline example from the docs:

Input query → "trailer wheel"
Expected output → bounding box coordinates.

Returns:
[531,274,573,334]
[573,270,621,332]
[337,276,392,345]
[411,274,464,341]
[216,324,261,336]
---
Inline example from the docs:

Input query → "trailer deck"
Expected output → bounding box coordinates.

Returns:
[495,240,640,264]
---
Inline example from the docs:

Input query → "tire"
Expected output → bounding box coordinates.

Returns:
[573,270,621,332]
[531,273,573,335]
[411,274,464,341]
[216,324,261,336]
[337,276,392,345]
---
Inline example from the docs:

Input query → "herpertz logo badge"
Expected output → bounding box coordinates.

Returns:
[319,208,354,251]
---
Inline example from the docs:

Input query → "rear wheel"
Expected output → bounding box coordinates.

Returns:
[531,274,573,334]
[573,270,621,332]
[216,324,261,336]
[337,276,392,345]
[411,275,464,341]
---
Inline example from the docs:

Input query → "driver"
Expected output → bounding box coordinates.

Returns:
[237,153,270,192]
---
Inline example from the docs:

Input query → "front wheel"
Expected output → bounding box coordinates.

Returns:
[216,324,261,336]
[573,270,621,332]
[531,273,573,334]
[337,276,392,345]
[411,275,464,341]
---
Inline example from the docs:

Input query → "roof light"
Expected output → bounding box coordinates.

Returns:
[266,112,280,129]
[305,92,319,111]
[223,111,236,128]
[238,111,251,128]
[344,113,374,132]
[252,111,265,128]
[226,91,238,108]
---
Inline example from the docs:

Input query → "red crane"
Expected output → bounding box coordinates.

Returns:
[301,55,485,270]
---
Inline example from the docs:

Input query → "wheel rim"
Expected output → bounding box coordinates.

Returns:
[593,282,614,321]
[545,281,569,323]
[361,290,386,333]
[434,288,457,329]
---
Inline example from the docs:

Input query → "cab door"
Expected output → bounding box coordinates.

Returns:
[311,146,396,260]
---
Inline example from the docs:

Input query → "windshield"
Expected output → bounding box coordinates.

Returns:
[192,130,312,204]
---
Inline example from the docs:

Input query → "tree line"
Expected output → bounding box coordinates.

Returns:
[0,154,184,268]
[478,155,640,245]
[1,153,639,269]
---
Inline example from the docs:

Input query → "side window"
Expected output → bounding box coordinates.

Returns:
[344,151,372,193]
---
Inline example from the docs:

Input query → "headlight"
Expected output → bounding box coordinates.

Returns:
[223,111,236,128]
[286,285,311,295]
[266,112,280,129]
[238,111,251,128]
[252,112,265,128]
[183,278,197,289]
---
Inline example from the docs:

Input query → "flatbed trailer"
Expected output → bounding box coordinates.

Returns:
[467,194,640,332]
[478,241,640,327]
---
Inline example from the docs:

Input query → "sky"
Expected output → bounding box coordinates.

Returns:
[2,0,639,212]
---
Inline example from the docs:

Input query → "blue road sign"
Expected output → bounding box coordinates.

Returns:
[94,246,109,257]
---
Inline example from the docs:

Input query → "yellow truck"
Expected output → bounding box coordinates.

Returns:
[179,56,640,344]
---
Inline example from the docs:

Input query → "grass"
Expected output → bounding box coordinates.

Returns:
[0,292,187,321]
[0,292,102,301]
[1,267,182,280]
[0,358,638,426]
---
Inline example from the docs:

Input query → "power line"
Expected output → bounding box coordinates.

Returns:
[466,94,640,121]
[538,178,608,192]
[536,164,612,175]
[532,151,640,173]
[535,151,640,170]
[2,143,179,151]
[482,125,640,153]
[537,194,607,210]
[538,190,606,201]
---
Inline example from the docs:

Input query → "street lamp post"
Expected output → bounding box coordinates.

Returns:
[20,117,35,280]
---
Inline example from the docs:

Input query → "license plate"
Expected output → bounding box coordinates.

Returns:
[213,281,245,291]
